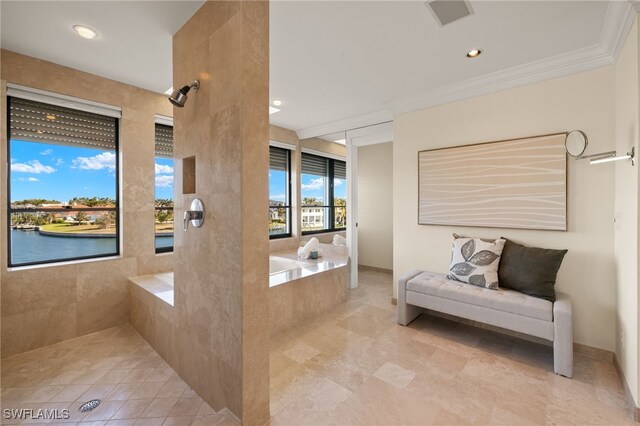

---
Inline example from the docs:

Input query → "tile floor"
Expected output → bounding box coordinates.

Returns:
[269,268,636,425]
[1,268,635,425]
[0,326,238,425]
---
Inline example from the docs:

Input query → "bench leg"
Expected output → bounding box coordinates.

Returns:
[553,293,573,378]
[398,302,422,326]
[397,270,424,326]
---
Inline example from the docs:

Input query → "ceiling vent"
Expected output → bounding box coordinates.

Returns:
[426,0,473,26]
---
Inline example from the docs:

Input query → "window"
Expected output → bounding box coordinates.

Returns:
[154,123,174,252]
[8,96,119,267]
[269,146,291,238]
[301,153,346,234]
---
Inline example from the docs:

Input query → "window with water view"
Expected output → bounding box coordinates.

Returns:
[301,153,346,234]
[269,146,291,238]
[8,97,119,266]
[154,123,174,252]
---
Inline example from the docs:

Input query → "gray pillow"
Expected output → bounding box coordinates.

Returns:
[498,239,567,302]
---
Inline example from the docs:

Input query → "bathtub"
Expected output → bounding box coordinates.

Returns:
[269,256,309,275]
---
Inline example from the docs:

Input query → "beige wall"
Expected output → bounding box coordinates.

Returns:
[269,125,347,253]
[169,2,269,423]
[614,17,640,406]
[300,136,347,158]
[394,66,617,351]
[357,142,393,270]
[0,50,173,357]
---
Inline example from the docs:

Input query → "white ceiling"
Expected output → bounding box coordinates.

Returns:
[0,1,204,94]
[1,1,635,138]
[270,0,633,136]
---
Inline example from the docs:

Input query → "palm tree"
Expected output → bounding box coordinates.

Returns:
[75,211,87,225]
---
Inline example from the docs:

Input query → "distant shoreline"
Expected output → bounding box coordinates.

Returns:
[34,230,174,239]
[38,229,115,239]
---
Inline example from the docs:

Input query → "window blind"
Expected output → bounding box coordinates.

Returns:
[269,146,288,172]
[334,160,346,180]
[301,153,329,176]
[9,97,117,150]
[155,124,173,158]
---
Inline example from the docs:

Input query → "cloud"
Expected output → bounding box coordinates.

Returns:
[18,177,40,182]
[334,178,344,186]
[155,163,174,175]
[301,177,325,190]
[54,158,64,166]
[40,149,53,156]
[11,160,56,174]
[72,152,116,171]
[155,175,173,188]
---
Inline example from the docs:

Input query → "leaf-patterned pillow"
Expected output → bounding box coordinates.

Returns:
[448,235,506,290]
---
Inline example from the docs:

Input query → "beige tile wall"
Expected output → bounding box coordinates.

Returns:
[167,2,270,423]
[0,50,174,357]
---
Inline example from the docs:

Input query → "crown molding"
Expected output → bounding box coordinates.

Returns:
[295,109,392,140]
[295,0,636,138]
[387,0,635,115]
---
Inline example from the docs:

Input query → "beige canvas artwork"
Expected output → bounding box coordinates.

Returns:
[418,133,567,231]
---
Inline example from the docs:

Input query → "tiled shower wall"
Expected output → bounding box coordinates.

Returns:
[0,50,174,357]
[169,1,270,423]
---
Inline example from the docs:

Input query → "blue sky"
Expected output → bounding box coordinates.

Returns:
[269,169,287,203]
[10,140,174,202]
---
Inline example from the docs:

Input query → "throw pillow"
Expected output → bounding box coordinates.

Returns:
[448,235,506,290]
[498,239,567,302]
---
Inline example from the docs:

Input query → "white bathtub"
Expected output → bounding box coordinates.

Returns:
[269,256,308,275]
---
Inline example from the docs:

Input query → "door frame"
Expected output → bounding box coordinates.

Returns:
[346,122,394,289]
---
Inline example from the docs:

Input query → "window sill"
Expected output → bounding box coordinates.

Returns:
[270,234,293,240]
[301,229,346,236]
[7,255,123,272]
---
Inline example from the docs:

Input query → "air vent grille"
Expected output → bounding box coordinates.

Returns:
[426,0,473,26]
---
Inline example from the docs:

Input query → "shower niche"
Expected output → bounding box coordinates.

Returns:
[182,155,196,194]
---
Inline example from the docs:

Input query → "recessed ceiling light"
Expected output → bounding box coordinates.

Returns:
[73,25,98,40]
[466,49,482,58]
[269,106,281,115]
[272,99,283,107]
[164,87,173,95]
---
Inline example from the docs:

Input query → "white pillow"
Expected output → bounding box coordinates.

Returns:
[447,235,505,290]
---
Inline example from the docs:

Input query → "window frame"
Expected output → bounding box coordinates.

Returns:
[154,122,174,254]
[6,96,121,268]
[301,153,347,236]
[269,146,292,240]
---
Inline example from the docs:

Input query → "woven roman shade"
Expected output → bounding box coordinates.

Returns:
[301,153,329,176]
[9,97,117,150]
[155,124,173,158]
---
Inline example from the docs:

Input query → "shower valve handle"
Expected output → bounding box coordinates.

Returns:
[183,199,204,231]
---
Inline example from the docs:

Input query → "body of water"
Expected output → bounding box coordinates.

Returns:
[10,230,174,265]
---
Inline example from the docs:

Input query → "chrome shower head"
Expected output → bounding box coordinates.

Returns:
[168,80,200,108]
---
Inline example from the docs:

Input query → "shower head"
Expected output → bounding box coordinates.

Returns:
[168,80,200,107]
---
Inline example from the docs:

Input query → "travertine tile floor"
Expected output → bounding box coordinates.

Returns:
[0,326,238,425]
[269,268,635,425]
[1,268,634,426]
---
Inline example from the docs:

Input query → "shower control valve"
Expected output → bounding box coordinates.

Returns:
[183,198,204,231]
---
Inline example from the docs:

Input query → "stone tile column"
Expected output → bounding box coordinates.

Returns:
[171,1,269,423]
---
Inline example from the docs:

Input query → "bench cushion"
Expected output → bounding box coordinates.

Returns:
[406,271,553,322]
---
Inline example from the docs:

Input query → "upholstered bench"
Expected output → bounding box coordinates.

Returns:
[397,270,573,377]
